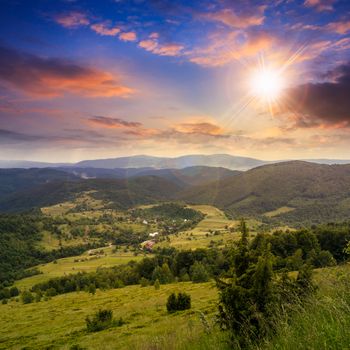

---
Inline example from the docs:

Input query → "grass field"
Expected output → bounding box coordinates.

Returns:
[156,205,261,250]
[263,206,295,218]
[2,264,350,350]
[15,247,147,290]
[0,282,218,350]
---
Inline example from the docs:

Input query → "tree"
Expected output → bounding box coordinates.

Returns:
[152,263,173,284]
[154,279,160,290]
[217,222,315,348]
[190,261,209,283]
[21,291,34,304]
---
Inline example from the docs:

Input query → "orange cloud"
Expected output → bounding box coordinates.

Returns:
[174,122,225,136]
[327,20,350,34]
[119,31,137,42]
[188,31,274,67]
[200,6,265,29]
[54,12,90,28]
[90,22,120,36]
[0,46,134,98]
[139,39,184,56]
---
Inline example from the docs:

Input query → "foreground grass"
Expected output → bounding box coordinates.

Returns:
[0,282,218,350]
[2,265,350,349]
[264,264,350,350]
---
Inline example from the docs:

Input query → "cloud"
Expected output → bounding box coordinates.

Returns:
[119,31,137,41]
[200,6,266,29]
[188,30,274,67]
[0,129,40,144]
[54,11,90,28]
[174,122,226,136]
[304,0,335,12]
[87,116,142,128]
[90,22,120,36]
[138,39,184,56]
[283,61,350,128]
[327,20,350,34]
[0,46,134,98]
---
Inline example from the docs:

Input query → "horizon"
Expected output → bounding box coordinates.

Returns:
[1,1,350,162]
[2,153,350,166]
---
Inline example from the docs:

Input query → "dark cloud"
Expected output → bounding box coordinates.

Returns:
[284,61,350,129]
[0,46,134,98]
[88,116,142,128]
[0,129,40,144]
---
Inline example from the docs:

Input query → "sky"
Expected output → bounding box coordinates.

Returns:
[0,0,350,162]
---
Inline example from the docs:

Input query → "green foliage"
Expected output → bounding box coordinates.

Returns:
[217,220,315,348]
[190,261,209,283]
[152,263,174,284]
[140,277,150,287]
[21,291,34,304]
[154,279,160,290]
[166,292,191,313]
[86,309,113,332]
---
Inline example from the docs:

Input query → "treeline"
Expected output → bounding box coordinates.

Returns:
[131,203,204,222]
[29,246,224,298]
[0,214,104,287]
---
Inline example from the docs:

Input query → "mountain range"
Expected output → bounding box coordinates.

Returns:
[1,154,350,171]
[1,161,350,225]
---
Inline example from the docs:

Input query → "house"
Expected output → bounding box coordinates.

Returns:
[142,220,148,225]
[143,240,155,251]
[149,231,159,237]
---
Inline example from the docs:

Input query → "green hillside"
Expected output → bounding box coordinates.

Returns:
[180,161,350,225]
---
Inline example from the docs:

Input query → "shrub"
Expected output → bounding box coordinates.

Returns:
[154,279,160,290]
[86,309,113,332]
[21,291,34,304]
[139,277,150,287]
[166,292,191,313]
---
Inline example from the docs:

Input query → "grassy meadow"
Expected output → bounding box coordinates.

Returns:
[15,247,146,290]
[2,264,350,350]
[0,282,218,350]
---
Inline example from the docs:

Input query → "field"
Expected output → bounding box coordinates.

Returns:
[156,205,260,250]
[2,264,350,350]
[0,282,218,350]
[263,206,295,218]
[15,247,146,290]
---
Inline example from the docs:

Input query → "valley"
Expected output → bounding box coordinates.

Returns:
[1,161,350,349]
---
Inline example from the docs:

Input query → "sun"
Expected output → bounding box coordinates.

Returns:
[250,68,284,102]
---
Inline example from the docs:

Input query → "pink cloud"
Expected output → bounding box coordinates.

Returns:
[200,6,266,29]
[138,39,184,57]
[327,20,350,34]
[304,0,335,12]
[54,11,90,28]
[90,22,120,36]
[119,31,137,42]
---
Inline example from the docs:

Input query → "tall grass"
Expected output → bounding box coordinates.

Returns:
[264,265,350,350]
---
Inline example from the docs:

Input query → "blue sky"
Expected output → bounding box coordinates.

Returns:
[0,0,349,161]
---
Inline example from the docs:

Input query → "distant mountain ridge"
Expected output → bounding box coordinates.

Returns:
[1,154,349,171]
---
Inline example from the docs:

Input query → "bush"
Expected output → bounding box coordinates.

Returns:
[139,277,150,287]
[154,279,160,290]
[86,309,113,332]
[166,292,191,313]
[21,291,34,304]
